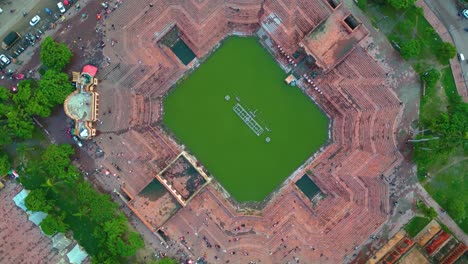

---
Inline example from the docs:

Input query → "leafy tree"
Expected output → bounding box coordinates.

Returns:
[6,108,34,139]
[436,42,457,63]
[40,213,68,235]
[40,37,73,71]
[15,143,35,167]
[0,86,10,101]
[421,69,440,88]
[386,0,416,9]
[0,154,11,176]
[400,39,421,60]
[25,189,53,212]
[88,193,118,224]
[41,144,77,182]
[0,128,13,146]
[37,70,74,107]
[356,0,367,10]
[12,81,33,108]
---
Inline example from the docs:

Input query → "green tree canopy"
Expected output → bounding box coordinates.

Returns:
[400,39,421,60]
[12,81,33,108]
[0,86,10,101]
[25,189,53,212]
[421,69,440,88]
[386,0,416,9]
[40,213,68,235]
[0,154,11,176]
[40,37,73,71]
[436,42,457,63]
[37,70,73,107]
[41,144,77,181]
[6,108,34,139]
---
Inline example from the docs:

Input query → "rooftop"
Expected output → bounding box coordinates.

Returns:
[301,5,368,71]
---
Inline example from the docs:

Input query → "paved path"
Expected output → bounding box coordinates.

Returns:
[415,183,468,244]
[418,0,468,101]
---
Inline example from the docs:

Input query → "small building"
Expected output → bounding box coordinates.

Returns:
[284,74,296,86]
[52,233,72,252]
[12,189,47,226]
[64,65,100,140]
[67,244,88,264]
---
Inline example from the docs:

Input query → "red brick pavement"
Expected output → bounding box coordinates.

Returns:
[90,0,405,263]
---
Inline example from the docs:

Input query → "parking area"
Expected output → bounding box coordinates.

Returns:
[0,0,75,72]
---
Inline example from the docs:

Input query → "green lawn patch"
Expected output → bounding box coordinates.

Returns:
[360,0,467,233]
[404,216,431,237]
[424,160,468,233]
[164,37,328,202]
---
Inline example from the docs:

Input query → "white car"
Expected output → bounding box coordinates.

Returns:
[72,136,83,147]
[0,54,11,65]
[57,2,66,14]
[29,15,41,26]
[463,9,468,19]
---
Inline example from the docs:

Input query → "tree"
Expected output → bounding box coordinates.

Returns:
[421,69,440,88]
[0,154,11,176]
[40,37,72,71]
[40,213,68,235]
[25,189,53,212]
[436,42,457,63]
[41,144,77,181]
[15,143,35,166]
[386,0,416,9]
[6,108,34,139]
[37,70,74,107]
[12,80,33,108]
[400,39,421,60]
[0,86,10,101]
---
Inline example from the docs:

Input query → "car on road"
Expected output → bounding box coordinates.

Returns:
[0,54,11,66]
[29,15,41,26]
[57,2,66,13]
[463,9,468,19]
[72,135,83,147]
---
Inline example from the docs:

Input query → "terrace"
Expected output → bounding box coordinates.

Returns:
[300,5,369,71]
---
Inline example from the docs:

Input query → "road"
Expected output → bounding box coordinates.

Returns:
[415,183,468,244]
[422,0,468,94]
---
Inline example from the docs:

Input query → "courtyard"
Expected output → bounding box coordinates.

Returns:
[163,37,328,201]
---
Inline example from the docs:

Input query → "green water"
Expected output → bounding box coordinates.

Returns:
[164,37,328,202]
[139,180,167,201]
[171,39,196,65]
[296,174,321,200]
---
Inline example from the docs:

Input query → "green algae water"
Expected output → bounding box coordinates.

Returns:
[164,37,328,202]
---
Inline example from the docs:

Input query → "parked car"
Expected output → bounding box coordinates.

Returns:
[57,2,66,13]
[1,31,21,50]
[72,136,83,147]
[29,15,41,26]
[44,8,53,15]
[463,9,468,19]
[0,54,11,66]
